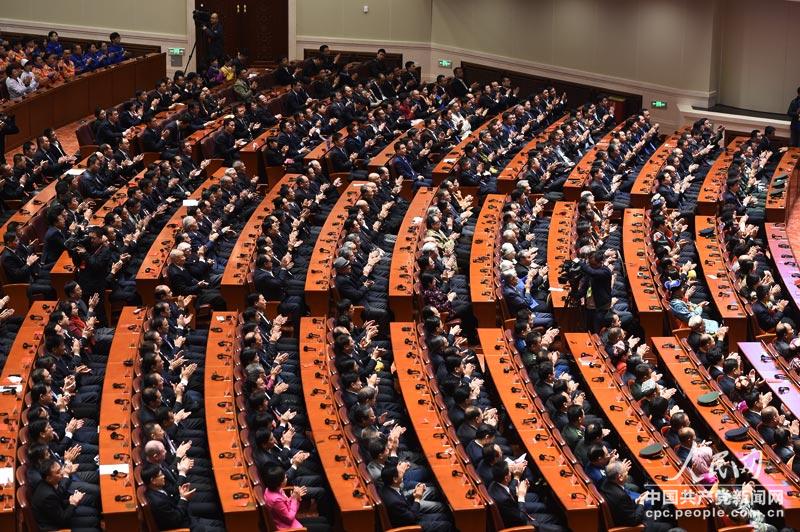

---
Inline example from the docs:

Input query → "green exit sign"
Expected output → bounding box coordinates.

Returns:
[651,100,667,109]
[168,48,185,56]
[438,59,452,68]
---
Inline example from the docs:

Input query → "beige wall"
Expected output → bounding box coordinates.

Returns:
[717,0,800,114]
[430,0,717,93]
[297,0,431,43]
[0,0,187,37]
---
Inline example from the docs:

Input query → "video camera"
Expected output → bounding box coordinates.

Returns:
[557,258,588,307]
[193,9,211,26]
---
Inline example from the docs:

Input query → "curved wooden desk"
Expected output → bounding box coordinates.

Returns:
[135,168,226,305]
[478,328,601,532]
[629,129,688,208]
[562,121,626,201]
[390,322,486,532]
[98,306,146,532]
[205,312,260,530]
[0,301,56,529]
[765,223,800,313]
[696,137,748,216]
[388,187,436,321]
[694,215,747,347]
[220,173,300,312]
[470,194,505,327]
[622,209,665,339]
[304,183,364,316]
[299,317,375,531]
[765,148,800,223]
[548,201,580,329]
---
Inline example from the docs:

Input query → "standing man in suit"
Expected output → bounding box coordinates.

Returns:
[788,86,800,147]
[201,12,224,66]
[379,465,452,531]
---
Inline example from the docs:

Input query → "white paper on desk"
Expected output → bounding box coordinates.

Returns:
[708,274,718,280]
[217,315,226,322]
[0,385,20,394]
[5,375,21,384]
[182,199,199,207]
[549,287,565,292]
[99,463,129,476]
[443,158,456,164]
[66,169,85,176]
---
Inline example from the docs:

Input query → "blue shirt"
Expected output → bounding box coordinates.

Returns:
[108,44,126,64]
[45,41,63,57]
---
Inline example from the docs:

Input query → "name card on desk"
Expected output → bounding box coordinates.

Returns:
[66,169,85,176]
[99,463,130,476]
[0,467,11,485]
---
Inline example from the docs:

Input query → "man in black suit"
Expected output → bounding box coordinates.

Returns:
[140,462,225,531]
[42,205,67,266]
[600,460,672,532]
[140,114,174,156]
[788,86,800,147]
[1,231,55,297]
[333,257,389,330]
[214,119,246,166]
[31,459,99,532]
[450,67,469,98]
[253,253,303,322]
[95,109,126,149]
[379,465,452,531]
[286,80,310,115]
[0,113,20,165]
[201,12,224,65]
[488,462,565,532]
[166,248,226,310]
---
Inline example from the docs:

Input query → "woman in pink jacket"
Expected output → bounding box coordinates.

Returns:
[263,466,331,531]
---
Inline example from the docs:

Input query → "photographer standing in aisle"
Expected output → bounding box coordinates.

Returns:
[201,12,224,66]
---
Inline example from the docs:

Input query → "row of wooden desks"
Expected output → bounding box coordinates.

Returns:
[304,183,364,316]
[495,115,568,194]
[622,209,665,339]
[696,137,748,216]
[477,328,601,531]
[630,129,688,208]
[0,301,56,529]
[564,333,707,532]
[470,194,505,327]
[204,312,260,530]
[135,168,227,305]
[652,337,800,527]
[299,317,375,530]
[765,222,800,314]
[388,187,436,321]
[694,215,748,347]
[220,173,301,312]
[765,148,800,223]
[98,306,146,532]
[562,121,626,201]
[389,323,486,532]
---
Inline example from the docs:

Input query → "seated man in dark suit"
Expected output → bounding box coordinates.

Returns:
[1,231,55,298]
[333,257,389,331]
[600,460,673,532]
[379,465,452,532]
[31,459,99,532]
[214,119,247,166]
[166,248,226,310]
[488,461,565,532]
[140,463,225,531]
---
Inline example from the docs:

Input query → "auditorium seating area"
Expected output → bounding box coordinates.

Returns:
[4,16,800,532]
